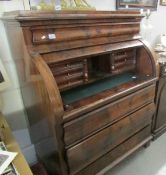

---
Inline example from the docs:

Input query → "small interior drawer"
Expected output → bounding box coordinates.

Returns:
[49,59,88,90]
[111,49,136,59]
[111,65,136,75]
[52,66,84,76]
[49,60,86,72]
[53,62,84,74]
[55,72,84,84]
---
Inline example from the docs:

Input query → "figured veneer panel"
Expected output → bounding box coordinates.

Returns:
[64,85,155,147]
[76,126,152,175]
[136,47,154,77]
[31,35,141,54]
[67,103,155,175]
[31,24,140,45]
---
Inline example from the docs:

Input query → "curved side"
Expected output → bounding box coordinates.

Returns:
[32,53,68,175]
[32,53,64,119]
[139,39,159,78]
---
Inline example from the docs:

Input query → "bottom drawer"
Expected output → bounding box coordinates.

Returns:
[67,103,155,175]
[76,126,151,175]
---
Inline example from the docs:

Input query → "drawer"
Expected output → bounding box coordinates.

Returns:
[76,126,151,175]
[53,63,84,75]
[53,66,83,76]
[67,103,155,175]
[111,49,136,74]
[114,60,135,69]
[49,59,88,90]
[111,49,136,60]
[111,65,136,75]
[49,60,87,74]
[64,85,155,146]
[56,72,84,84]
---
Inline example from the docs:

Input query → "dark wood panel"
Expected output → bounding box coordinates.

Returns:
[153,76,166,138]
[155,77,166,129]
[32,24,139,44]
[136,47,154,77]
[76,126,151,175]
[31,34,141,54]
[64,85,155,146]
[67,103,155,175]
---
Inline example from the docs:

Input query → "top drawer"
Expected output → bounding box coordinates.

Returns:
[64,84,155,147]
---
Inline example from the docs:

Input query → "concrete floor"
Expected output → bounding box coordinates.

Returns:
[102,133,166,175]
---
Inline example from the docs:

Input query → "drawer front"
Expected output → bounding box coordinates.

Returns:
[49,59,88,90]
[53,66,84,76]
[50,60,87,74]
[77,126,151,175]
[111,48,136,75]
[55,72,84,84]
[67,103,155,175]
[52,62,84,75]
[64,85,155,146]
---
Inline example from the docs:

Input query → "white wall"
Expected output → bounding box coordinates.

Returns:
[87,0,116,11]
[87,0,166,47]
[0,0,37,165]
[147,4,166,46]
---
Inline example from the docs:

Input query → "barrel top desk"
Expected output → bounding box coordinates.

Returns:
[3,11,158,175]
